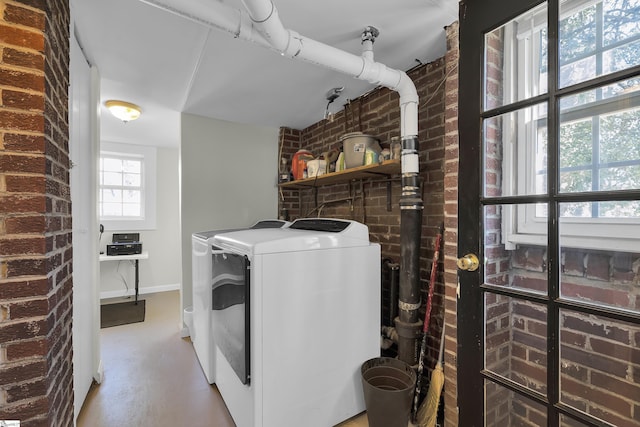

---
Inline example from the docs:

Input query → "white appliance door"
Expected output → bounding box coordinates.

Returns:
[211,249,251,385]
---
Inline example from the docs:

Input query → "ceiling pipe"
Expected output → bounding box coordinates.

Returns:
[139,0,424,365]
[140,0,419,138]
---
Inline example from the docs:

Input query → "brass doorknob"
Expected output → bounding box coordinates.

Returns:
[457,253,479,271]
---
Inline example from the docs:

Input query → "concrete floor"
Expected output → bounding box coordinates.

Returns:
[76,291,374,427]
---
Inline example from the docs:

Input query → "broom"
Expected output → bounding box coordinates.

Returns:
[416,322,446,427]
[411,224,443,423]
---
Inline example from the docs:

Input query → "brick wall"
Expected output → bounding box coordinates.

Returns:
[0,1,74,426]
[278,24,459,425]
[278,56,447,357]
[511,246,640,426]
[442,21,459,427]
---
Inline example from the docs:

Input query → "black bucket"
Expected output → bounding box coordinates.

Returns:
[361,357,416,427]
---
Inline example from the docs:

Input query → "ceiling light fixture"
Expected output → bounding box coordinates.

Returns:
[105,100,142,122]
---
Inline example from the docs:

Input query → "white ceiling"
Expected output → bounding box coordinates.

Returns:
[70,0,458,147]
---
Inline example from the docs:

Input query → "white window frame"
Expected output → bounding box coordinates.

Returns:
[500,0,640,252]
[99,142,157,231]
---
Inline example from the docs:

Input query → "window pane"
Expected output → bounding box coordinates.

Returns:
[122,203,140,217]
[559,4,596,64]
[598,199,640,217]
[484,104,548,197]
[559,85,640,195]
[102,157,122,172]
[603,0,640,44]
[559,170,592,193]
[485,204,549,295]
[560,0,640,88]
[485,379,547,426]
[560,56,596,88]
[99,152,146,220]
[123,173,141,187]
[603,38,640,74]
[485,295,548,394]
[600,165,640,191]
[600,109,640,164]
[483,3,548,111]
[560,310,640,426]
[102,202,122,216]
[103,172,122,186]
[122,159,141,173]
[102,189,121,203]
[560,206,640,312]
[123,190,140,204]
[559,120,592,167]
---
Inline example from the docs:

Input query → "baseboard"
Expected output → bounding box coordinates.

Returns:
[100,283,180,300]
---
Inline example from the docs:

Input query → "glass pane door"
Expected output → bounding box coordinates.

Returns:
[459,0,640,425]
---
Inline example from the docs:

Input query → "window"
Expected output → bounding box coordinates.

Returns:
[100,154,143,218]
[494,0,640,251]
[99,142,156,230]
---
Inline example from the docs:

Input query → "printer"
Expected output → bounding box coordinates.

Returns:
[107,232,143,256]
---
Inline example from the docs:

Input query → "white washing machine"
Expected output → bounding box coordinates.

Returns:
[210,218,381,427]
[191,220,288,384]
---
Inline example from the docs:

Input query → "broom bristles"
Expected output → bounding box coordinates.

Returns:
[417,364,444,427]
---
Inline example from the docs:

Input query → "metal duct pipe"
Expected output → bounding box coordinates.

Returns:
[139,0,424,365]
[397,147,423,364]
[140,0,420,137]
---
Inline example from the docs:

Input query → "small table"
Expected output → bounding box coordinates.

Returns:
[99,251,149,304]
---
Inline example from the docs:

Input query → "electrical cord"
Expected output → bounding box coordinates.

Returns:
[116,260,130,298]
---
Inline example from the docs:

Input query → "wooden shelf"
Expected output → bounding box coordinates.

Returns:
[279,159,400,189]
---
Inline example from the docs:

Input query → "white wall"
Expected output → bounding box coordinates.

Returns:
[99,146,181,298]
[180,113,279,310]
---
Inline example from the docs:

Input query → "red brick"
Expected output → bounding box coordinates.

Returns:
[0,358,47,385]
[0,153,45,173]
[2,47,45,70]
[4,215,46,233]
[561,377,631,419]
[4,3,46,31]
[564,313,622,339]
[591,371,640,402]
[563,250,585,276]
[0,110,45,132]
[5,174,46,193]
[0,396,48,422]
[2,89,45,111]
[585,253,611,281]
[0,194,46,213]
[0,236,46,255]
[590,336,633,360]
[5,378,47,403]
[0,277,49,299]
[5,256,48,277]
[0,68,44,92]
[0,23,44,51]
[5,338,47,360]
[8,298,49,319]
[563,343,630,378]
[561,281,631,307]
[2,133,46,153]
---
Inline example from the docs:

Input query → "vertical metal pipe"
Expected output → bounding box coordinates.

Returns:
[394,135,423,365]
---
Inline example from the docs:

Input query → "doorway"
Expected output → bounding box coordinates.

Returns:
[458,0,640,425]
